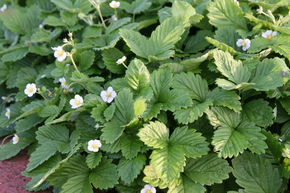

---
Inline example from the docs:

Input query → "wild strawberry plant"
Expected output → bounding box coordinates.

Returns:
[0,0,289,192]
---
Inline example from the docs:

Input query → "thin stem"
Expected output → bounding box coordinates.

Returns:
[68,53,80,72]
[121,62,128,69]
[96,4,107,28]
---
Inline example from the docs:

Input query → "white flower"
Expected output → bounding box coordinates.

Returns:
[100,86,117,103]
[109,1,120,8]
[116,56,127,65]
[12,134,19,144]
[87,139,102,152]
[5,108,10,119]
[111,15,118,21]
[39,24,44,29]
[59,77,69,89]
[70,95,84,109]
[236,39,251,51]
[24,83,37,97]
[262,30,277,40]
[0,4,7,12]
[233,0,239,5]
[52,46,67,62]
[141,184,156,193]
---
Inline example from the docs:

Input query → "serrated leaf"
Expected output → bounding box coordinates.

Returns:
[208,88,241,112]
[89,158,119,190]
[120,134,143,159]
[26,143,58,172]
[101,89,134,143]
[125,59,150,91]
[86,153,102,169]
[117,154,146,184]
[170,127,209,158]
[207,0,247,30]
[232,152,282,193]
[185,154,232,185]
[206,107,241,128]
[102,48,125,74]
[122,0,152,14]
[168,175,206,193]
[242,99,273,127]
[0,131,34,161]
[15,114,44,133]
[74,50,95,71]
[1,47,29,62]
[213,50,251,86]
[138,121,169,149]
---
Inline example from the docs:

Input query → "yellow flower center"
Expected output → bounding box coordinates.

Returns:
[267,34,273,40]
[241,40,247,47]
[92,143,99,149]
[75,100,82,105]
[146,190,152,193]
[28,88,34,93]
[106,92,112,98]
[57,50,64,56]
[15,137,19,142]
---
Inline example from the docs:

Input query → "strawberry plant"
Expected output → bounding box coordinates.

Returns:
[0,0,289,192]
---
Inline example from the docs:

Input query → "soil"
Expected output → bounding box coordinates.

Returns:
[0,150,51,193]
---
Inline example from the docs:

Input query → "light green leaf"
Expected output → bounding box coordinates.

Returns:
[206,107,241,128]
[138,121,169,149]
[117,154,146,184]
[232,152,282,193]
[168,175,206,193]
[207,0,247,30]
[125,59,150,91]
[89,158,119,190]
[185,154,232,185]
[86,153,102,169]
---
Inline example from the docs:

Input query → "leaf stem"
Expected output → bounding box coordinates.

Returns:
[96,4,107,28]
[68,53,80,72]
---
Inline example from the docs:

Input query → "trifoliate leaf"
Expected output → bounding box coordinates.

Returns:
[184,154,232,185]
[242,99,273,127]
[138,121,169,149]
[207,0,247,30]
[117,154,146,184]
[86,153,102,169]
[89,158,119,190]
[232,152,282,193]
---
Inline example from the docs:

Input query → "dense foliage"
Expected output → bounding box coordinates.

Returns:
[0,0,289,192]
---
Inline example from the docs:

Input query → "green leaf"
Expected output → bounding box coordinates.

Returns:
[38,105,59,118]
[185,30,213,53]
[242,99,273,127]
[205,37,239,55]
[74,50,95,71]
[207,0,247,30]
[168,175,206,193]
[120,134,143,159]
[121,0,152,14]
[170,127,209,158]
[120,16,186,61]
[138,121,169,149]
[101,89,134,143]
[172,72,209,101]
[1,47,29,62]
[102,48,125,74]
[250,58,288,91]
[143,165,168,189]
[232,152,282,193]
[125,59,150,91]
[185,154,232,185]
[26,143,58,172]
[208,107,267,158]
[15,114,44,133]
[0,6,41,34]
[51,0,92,14]
[117,154,146,184]
[0,131,34,161]
[89,158,119,190]
[208,88,242,112]
[213,50,251,87]
[86,153,102,169]
[150,145,186,182]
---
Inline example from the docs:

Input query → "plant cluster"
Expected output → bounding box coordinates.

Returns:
[0,0,289,192]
